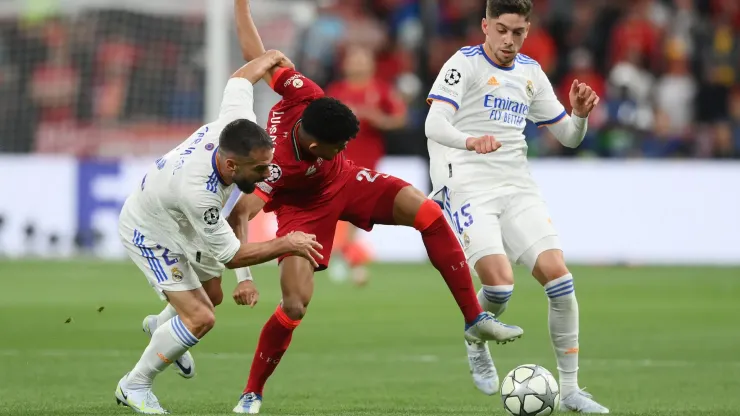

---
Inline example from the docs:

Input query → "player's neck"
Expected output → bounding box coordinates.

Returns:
[483,43,513,68]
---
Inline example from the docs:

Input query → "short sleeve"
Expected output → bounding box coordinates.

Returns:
[527,66,567,127]
[426,51,471,111]
[179,183,241,264]
[218,78,257,124]
[269,68,324,102]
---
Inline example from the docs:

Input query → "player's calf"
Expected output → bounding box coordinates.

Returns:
[531,248,582,399]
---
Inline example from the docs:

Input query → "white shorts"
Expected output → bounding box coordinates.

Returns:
[120,228,224,301]
[438,186,560,271]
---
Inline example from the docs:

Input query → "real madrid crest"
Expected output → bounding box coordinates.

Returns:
[462,232,471,249]
[171,267,184,282]
[526,80,535,99]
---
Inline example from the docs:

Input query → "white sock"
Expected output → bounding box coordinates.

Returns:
[477,284,513,318]
[155,304,178,328]
[126,315,199,389]
[544,274,579,397]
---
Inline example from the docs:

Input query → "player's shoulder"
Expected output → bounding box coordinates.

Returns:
[514,53,547,78]
[449,45,482,68]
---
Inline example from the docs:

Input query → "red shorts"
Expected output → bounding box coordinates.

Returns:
[274,165,410,271]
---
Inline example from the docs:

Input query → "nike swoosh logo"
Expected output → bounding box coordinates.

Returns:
[175,360,192,375]
[121,389,128,401]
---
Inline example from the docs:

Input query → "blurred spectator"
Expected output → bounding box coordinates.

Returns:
[1,1,739,159]
[326,44,407,170]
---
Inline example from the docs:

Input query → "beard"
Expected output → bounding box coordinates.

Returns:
[234,178,257,194]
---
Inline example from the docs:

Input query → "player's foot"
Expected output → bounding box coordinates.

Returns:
[233,392,262,414]
[560,388,609,413]
[115,374,169,414]
[143,315,196,378]
[464,312,523,344]
[465,340,499,395]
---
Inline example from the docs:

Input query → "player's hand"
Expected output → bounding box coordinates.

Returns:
[232,280,260,307]
[465,135,502,154]
[284,231,324,268]
[238,50,289,84]
[569,79,600,118]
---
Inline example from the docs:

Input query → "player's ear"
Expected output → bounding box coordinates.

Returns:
[481,18,488,36]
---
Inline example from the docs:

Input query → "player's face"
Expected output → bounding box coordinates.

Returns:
[482,14,529,66]
[228,147,274,193]
[308,140,349,160]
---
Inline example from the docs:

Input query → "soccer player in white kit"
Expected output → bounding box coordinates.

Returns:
[425,0,608,413]
[114,50,323,415]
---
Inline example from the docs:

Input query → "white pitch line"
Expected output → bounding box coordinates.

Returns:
[0,349,738,368]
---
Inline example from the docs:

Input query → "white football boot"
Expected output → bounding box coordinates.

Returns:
[233,392,262,414]
[143,315,196,378]
[115,374,169,414]
[465,340,499,395]
[464,312,523,344]
[560,388,610,413]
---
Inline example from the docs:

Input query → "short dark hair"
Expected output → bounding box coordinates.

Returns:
[219,118,273,157]
[486,0,532,20]
[301,97,360,144]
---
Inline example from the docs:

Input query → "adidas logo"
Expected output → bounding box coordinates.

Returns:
[487,76,499,86]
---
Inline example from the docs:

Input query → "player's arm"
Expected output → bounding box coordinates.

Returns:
[424,52,499,153]
[234,0,288,84]
[219,50,292,124]
[530,69,598,148]
[179,186,322,269]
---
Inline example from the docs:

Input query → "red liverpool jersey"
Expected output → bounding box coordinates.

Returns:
[254,68,352,212]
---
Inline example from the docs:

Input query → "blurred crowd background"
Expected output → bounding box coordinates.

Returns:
[1,0,740,159]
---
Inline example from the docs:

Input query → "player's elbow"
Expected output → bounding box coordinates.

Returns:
[424,115,440,141]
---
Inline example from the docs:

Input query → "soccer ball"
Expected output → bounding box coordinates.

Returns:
[500,364,560,416]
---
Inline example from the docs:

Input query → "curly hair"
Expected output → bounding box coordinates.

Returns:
[301,97,360,144]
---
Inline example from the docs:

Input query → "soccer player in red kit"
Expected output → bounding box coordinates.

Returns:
[231,2,523,413]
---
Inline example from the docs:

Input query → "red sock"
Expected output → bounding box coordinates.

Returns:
[244,305,301,395]
[414,199,483,323]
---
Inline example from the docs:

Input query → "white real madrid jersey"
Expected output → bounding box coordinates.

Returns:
[118,78,257,264]
[427,44,566,193]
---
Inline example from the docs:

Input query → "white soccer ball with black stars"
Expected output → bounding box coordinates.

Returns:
[500,364,560,416]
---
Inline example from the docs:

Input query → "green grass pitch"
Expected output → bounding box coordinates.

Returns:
[0,260,738,415]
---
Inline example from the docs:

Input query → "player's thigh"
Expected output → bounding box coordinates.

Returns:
[120,233,201,301]
[341,166,412,228]
[275,202,341,271]
[500,194,561,272]
[444,189,507,270]
[187,251,224,306]
[279,256,315,320]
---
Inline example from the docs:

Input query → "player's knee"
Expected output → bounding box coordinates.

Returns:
[533,249,569,283]
[181,306,216,337]
[393,186,436,228]
[474,254,514,286]
[281,298,308,321]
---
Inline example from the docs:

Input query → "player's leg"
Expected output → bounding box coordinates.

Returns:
[142,256,225,380]
[234,256,315,414]
[503,196,608,413]
[116,232,215,414]
[235,205,336,414]
[442,189,514,395]
[342,168,522,342]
